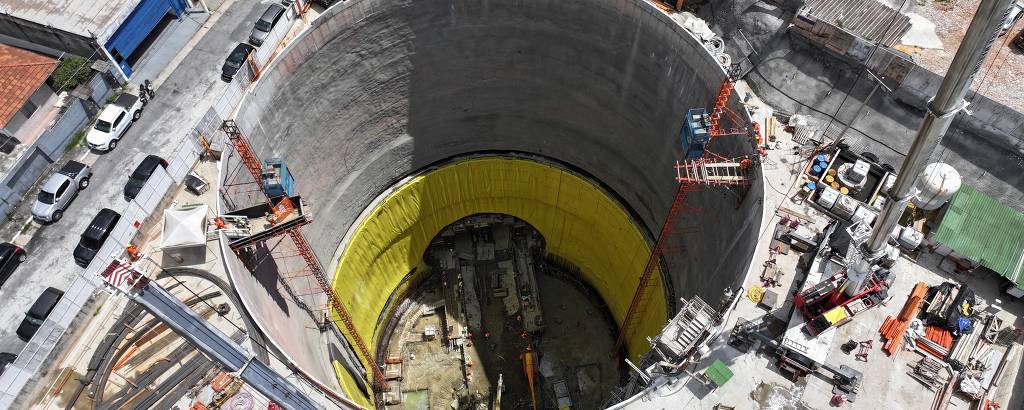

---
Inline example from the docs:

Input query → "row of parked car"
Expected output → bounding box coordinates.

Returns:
[4,0,299,368]
[221,2,290,81]
[7,153,168,344]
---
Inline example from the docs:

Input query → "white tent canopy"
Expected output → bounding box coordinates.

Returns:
[161,205,209,249]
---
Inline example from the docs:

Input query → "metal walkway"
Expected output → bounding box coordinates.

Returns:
[674,158,752,186]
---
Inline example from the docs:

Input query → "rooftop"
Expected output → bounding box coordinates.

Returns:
[0,43,57,129]
[800,0,913,46]
[0,0,141,40]
[932,184,1024,289]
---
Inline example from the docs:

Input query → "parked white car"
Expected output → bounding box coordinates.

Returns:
[86,93,145,151]
[30,161,91,223]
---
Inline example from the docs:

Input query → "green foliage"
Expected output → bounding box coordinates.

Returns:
[66,128,87,153]
[50,56,93,92]
[106,86,126,104]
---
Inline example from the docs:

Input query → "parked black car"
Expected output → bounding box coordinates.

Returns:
[16,287,64,340]
[73,208,121,268]
[0,352,15,375]
[221,43,256,82]
[0,243,26,287]
[1015,27,1024,50]
[124,155,168,201]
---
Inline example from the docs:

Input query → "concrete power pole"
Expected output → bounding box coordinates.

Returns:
[845,0,1016,295]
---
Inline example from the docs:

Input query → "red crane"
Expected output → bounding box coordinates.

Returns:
[612,77,755,362]
[221,120,390,393]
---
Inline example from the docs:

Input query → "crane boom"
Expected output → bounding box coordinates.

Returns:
[99,259,327,410]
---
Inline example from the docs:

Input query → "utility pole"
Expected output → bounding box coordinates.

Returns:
[845,0,1015,295]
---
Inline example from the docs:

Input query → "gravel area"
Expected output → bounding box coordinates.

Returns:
[911,0,1024,112]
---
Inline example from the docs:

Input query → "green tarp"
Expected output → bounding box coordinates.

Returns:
[932,185,1024,289]
[705,359,733,387]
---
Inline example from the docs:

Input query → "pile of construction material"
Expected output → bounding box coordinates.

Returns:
[878,281,1021,410]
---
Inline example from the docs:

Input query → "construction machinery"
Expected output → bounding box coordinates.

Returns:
[97,258,326,410]
[221,119,389,393]
[794,265,892,336]
[523,349,538,410]
[612,75,755,363]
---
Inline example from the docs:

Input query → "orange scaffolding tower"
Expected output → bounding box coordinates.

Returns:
[220,120,390,394]
[612,76,755,363]
[611,182,701,363]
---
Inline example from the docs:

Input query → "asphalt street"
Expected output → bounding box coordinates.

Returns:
[0,0,274,354]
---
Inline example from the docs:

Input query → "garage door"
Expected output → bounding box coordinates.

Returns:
[105,0,187,77]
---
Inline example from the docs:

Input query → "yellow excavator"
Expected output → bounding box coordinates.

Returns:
[522,349,538,410]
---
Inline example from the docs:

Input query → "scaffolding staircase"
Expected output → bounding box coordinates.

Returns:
[612,182,698,362]
[708,80,747,137]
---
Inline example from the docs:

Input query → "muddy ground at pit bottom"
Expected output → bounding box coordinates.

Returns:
[381,269,622,409]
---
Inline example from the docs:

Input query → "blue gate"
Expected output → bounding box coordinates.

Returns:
[105,0,187,77]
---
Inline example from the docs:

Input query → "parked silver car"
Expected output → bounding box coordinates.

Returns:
[30,161,91,223]
[249,4,287,46]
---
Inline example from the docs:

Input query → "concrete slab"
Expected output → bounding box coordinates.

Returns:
[615,83,1024,409]
[901,13,944,50]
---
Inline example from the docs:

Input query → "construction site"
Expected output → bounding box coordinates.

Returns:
[4,0,1024,409]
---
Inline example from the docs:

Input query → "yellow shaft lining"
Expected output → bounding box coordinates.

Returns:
[330,157,666,400]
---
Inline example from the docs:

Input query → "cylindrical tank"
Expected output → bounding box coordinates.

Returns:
[913,163,962,210]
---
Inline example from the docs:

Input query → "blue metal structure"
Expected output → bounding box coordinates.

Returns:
[105,0,187,76]
[679,108,711,159]
[262,159,295,198]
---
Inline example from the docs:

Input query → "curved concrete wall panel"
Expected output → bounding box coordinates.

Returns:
[229,0,764,403]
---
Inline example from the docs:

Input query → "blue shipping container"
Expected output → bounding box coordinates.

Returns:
[263,159,295,198]
[679,108,711,159]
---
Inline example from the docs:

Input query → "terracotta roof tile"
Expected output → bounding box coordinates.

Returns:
[0,43,58,129]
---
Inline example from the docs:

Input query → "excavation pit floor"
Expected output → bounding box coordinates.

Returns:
[384,273,620,409]
[379,216,621,409]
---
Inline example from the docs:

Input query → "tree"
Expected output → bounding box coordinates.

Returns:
[50,56,93,92]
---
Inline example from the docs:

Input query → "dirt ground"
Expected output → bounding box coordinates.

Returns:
[912,0,1024,112]
[383,271,621,409]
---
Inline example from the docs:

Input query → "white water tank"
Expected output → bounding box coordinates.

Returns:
[914,163,962,211]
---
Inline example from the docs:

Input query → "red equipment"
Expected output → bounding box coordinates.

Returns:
[794,268,892,336]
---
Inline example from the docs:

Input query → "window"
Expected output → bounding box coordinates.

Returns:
[37,190,54,205]
[55,181,70,198]
[19,100,38,118]
[94,120,112,133]
[255,19,272,32]
[112,112,126,128]
[24,314,44,326]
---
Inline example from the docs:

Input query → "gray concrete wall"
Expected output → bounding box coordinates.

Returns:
[231,0,763,390]
[0,98,88,218]
[745,34,1024,210]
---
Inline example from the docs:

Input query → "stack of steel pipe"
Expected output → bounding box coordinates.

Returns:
[880,282,929,355]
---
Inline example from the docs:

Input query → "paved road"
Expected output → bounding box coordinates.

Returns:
[0,0,273,354]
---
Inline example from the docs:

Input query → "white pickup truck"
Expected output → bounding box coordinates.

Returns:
[86,93,145,151]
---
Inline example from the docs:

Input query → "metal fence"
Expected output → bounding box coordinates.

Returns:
[0,99,88,218]
[0,2,310,405]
